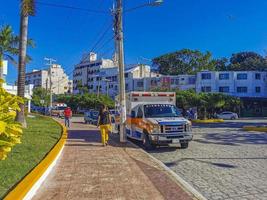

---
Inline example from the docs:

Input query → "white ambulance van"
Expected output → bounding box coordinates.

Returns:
[115,92,193,149]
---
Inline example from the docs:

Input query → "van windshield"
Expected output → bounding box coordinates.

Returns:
[144,104,182,118]
[57,106,67,110]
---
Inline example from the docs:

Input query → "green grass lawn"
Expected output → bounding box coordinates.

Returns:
[0,115,62,198]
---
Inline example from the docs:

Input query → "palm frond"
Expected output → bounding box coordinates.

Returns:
[26,55,32,63]
[3,54,18,66]
[21,0,36,16]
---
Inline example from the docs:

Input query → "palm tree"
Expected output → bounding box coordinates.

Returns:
[16,0,36,127]
[0,25,19,86]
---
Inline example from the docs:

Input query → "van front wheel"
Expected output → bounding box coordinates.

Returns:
[143,133,155,150]
[180,141,189,149]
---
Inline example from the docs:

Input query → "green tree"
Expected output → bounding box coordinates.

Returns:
[16,0,36,127]
[55,94,115,112]
[152,49,216,75]
[32,87,50,107]
[0,25,20,86]
[77,80,88,94]
[214,57,228,71]
[229,51,267,71]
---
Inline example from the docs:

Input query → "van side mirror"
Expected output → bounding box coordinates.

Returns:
[131,111,136,118]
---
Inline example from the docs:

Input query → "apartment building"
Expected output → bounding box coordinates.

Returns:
[196,70,267,117]
[196,71,267,97]
[87,64,152,98]
[26,64,72,95]
[73,52,115,94]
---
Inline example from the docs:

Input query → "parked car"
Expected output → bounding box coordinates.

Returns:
[216,112,238,120]
[84,110,99,125]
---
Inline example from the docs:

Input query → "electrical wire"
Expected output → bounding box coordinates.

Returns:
[35,1,109,14]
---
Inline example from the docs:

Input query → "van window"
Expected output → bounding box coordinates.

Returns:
[137,107,143,118]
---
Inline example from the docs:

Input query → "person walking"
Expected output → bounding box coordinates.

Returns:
[97,105,112,146]
[64,107,72,128]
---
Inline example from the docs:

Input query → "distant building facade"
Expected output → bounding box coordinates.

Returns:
[196,71,267,97]
[26,64,72,95]
[73,52,115,94]
[196,70,267,116]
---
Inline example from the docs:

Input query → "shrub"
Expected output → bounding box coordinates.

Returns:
[0,85,24,160]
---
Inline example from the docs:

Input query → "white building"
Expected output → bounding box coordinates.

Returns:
[87,64,152,98]
[26,64,72,95]
[73,52,115,94]
[196,71,267,97]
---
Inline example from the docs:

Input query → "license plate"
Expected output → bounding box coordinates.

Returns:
[172,139,180,143]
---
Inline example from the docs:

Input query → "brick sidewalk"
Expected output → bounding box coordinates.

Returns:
[32,118,195,200]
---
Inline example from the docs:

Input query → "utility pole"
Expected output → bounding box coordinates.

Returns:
[114,0,127,142]
[44,57,56,115]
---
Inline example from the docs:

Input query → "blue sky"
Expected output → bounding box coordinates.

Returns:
[2,0,267,84]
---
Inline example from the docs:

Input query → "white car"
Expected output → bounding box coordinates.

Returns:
[217,112,238,120]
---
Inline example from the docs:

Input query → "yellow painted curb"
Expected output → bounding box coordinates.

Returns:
[243,126,267,132]
[4,118,67,200]
[191,119,224,123]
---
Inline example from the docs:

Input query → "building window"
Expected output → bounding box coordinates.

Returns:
[237,73,247,80]
[255,87,261,93]
[125,73,128,78]
[137,81,144,87]
[201,73,211,80]
[219,86,229,93]
[188,77,195,84]
[237,87,247,93]
[201,86,211,92]
[125,84,128,90]
[255,73,261,80]
[219,73,229,80]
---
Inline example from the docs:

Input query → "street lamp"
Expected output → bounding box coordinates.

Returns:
[124,0,163,12]
[114,0,163,143]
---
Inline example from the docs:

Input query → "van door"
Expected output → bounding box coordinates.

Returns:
[131,106,143,140]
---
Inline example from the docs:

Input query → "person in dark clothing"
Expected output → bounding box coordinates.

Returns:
[97,105,112,146]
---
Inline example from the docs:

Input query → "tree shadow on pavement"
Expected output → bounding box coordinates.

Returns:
[193,120,267,129]
[164,158,238,169]
[198,132,267,145]
[164,155,267,169]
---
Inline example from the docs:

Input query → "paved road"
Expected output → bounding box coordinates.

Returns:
[149,119,267,200]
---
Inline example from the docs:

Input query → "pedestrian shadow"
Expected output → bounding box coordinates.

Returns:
[65,129,139,149]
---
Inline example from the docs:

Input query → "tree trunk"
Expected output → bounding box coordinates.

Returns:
[16,12,28,128]
[204,107,207,119]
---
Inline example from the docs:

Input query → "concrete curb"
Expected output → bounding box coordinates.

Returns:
[192,119,224,123]
[243,126,267,132]
[128,141,207,200]
[4,118,67,200]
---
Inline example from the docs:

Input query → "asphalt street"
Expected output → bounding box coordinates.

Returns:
[149,119,267,200]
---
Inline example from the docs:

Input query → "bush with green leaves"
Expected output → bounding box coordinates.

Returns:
[0,84,24,160]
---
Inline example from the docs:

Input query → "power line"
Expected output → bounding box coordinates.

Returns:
[94,34,114,53]
[90,23,113,53]
[35,1,109,14]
